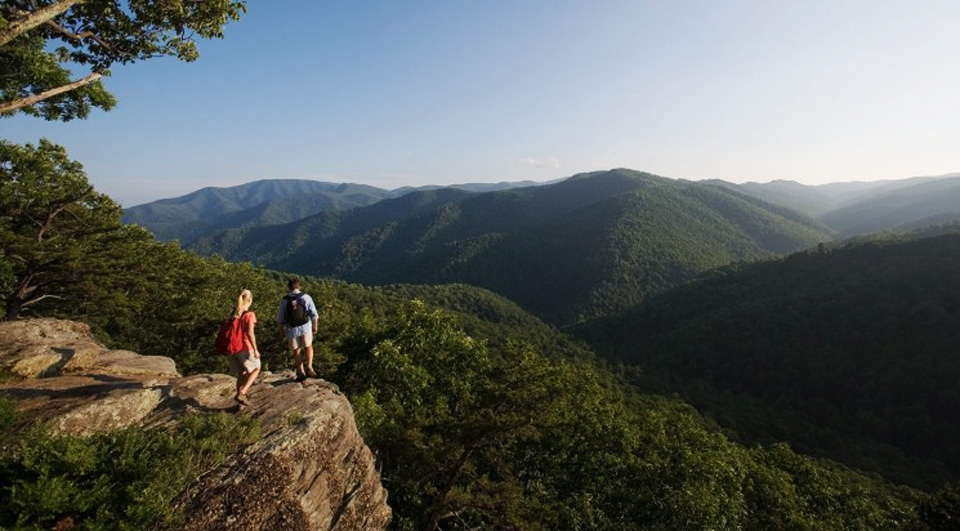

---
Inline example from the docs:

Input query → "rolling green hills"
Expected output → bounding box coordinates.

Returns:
[122,180,393,243]
[709,174,960,236]
[124,178,555,244]
[820,175,960,236]
[124,179,391,224]
[703,179,870,216]
[193,169,833,325]
[575,231,960,488]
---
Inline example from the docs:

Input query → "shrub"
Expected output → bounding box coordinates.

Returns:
[0,410,259,529]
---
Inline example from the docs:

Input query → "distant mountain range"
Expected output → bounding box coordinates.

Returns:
[711,173,960,235]
[124,169,960,325]
[123,180,391,243]
[819,175,960,236]
[188,169,831,325]
[123,179,550,244]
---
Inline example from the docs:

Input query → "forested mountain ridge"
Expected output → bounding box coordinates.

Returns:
[124,178,557,244]
[703,178,870,216]
[124,179,390,224]
[122,180,393,242]
[575,231,960,489]
[710,173,960,236]
[190,187,476,269]
[820,175,960,236]
[192,169,833,325]
[391,178,557,195]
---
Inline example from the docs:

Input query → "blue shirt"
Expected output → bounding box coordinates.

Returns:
[277,290,318,338]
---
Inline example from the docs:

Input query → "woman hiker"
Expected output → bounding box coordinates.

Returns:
[230,289,261,405]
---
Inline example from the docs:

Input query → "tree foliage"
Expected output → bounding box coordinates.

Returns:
[332,301,917,530]
[0,0,245,120]
[0,408,258,529]
[578,232,960,489]
[0,139,123,319]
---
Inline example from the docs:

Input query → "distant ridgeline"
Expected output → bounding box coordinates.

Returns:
[185,169,832,326]
[710,172,960,236]
[130,171,960,326]
[122,179,546,245]
[575,231,960,489]
[122,180,393,244]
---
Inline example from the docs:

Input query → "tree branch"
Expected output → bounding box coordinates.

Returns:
[0,0,84,48]
[21,294,65,308]
[424,444,479,531]
[0,71,102,114]
[37,203,70,243]
[43,19,115,51]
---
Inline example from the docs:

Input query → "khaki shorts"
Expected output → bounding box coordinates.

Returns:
[228,351,261,374]
[289,332,313,350]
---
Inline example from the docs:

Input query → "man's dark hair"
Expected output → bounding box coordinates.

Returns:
[288,278,301,291]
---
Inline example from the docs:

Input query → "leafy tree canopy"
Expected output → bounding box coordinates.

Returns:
[0,0,246,120]
[0,139,123,319]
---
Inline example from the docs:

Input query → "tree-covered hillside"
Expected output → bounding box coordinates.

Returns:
[820,175,960,236]
[576,231,960,489]
[125,179,554,244]
[194,169,833,326]
[709,176,951,220]
[123,180,392,242]
[705,179,855,216]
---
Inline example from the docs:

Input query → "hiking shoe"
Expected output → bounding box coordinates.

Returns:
[235,393,250,406]
[305,369,318,379]
[295,370,307,382]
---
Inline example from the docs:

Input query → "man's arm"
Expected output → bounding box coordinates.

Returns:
[307,295,319,334]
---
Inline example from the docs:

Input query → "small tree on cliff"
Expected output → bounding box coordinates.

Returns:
[0,0,246,121]
[0,139,122,319]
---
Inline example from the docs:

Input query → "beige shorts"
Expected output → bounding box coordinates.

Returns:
[289,332,313,350]
[228,351,261,374]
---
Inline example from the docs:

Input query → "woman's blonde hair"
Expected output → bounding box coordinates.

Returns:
[233,289,253,319]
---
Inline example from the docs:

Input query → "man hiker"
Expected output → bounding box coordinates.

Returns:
[277,278,319,381]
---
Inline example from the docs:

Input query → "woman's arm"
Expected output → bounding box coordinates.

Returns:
[245,316,260,359]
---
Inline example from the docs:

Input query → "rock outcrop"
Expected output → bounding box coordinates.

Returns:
[0,318,391,530]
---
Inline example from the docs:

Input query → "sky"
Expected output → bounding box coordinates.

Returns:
[2,0,959,206]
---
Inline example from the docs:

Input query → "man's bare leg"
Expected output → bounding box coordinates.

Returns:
[293,347,303,375]
[304,344,317,377]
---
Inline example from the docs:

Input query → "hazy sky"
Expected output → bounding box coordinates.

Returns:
[3,1,959,206]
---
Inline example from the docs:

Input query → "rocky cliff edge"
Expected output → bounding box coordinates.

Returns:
[0,318,391,530]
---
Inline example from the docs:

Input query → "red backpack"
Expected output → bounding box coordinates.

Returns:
[215,314,246,355]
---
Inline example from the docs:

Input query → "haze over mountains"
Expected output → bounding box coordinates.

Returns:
[711,172,960,234]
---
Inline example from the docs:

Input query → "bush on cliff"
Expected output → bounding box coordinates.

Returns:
[0,407,259,529]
